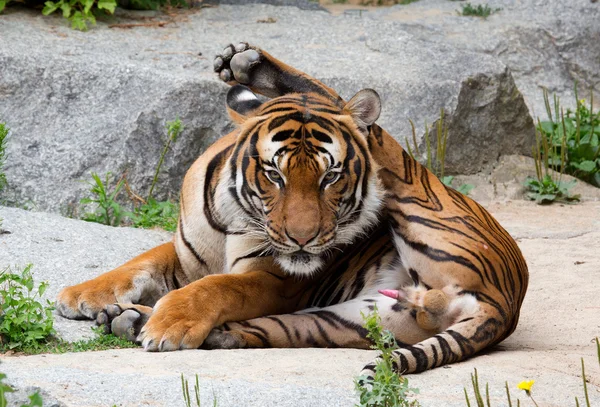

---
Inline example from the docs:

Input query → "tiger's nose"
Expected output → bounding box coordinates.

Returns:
[285,228,319,247]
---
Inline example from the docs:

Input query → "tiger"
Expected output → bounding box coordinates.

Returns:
[55,42,529,376]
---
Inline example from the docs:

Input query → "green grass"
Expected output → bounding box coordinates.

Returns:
[458,3,500,18]
[14,328,138,355]
[181,374,218,407]
[355,306,420,407]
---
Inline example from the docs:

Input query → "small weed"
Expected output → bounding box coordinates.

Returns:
[0,122,8,195]
[80,172,126,227]
[42,0,118,31]
[0,265,55,351]
[355,305,419,407]
[0,372,43,407]
[524,175,578,204]
[181,374,218,407]
[458,3,500,18]
[130,198,178,232]
[537,86,599,187]
[406,110,474,195]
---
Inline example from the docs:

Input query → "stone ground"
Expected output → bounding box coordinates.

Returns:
[0,199,599,407]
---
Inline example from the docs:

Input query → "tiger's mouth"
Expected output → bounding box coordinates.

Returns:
[273,249,326,276]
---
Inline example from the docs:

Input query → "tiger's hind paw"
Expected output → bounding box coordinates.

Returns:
[96,303,152,343]
[202,328,246,349]
[214,42,261,85]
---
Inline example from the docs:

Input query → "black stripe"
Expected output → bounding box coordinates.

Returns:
[179,217,207,267]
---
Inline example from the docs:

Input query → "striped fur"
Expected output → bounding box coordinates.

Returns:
[55,43,528,375]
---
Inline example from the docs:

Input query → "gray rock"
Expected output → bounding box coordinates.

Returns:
[1,204,600,406]
[0,3,537,214]
[367,0,600,119]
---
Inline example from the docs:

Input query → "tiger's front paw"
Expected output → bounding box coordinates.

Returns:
[214,42,261,84]
[56,275,128,320]
[137,290,213,352]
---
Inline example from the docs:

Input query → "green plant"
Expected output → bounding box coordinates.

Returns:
[524,107,581,204]
[0,122,8,195]
[355,306,419,407]
[80,172,126,227]
[524,175,578,204]
[458,3,500,18]
[130,198,178,232]
[0,265,55,351]
[537,86,600,187]
[405,110,474,195]
[181,374,218,407]
[42,0,117,31]
[0,373,43,407]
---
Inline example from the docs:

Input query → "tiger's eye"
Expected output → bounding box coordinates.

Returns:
[323,172,339,183]
[267,170,281,182]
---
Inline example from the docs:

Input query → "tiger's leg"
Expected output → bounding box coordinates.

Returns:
[202,295,436,350]
[55,242,185,320]
[131,266,301,351]
[214,42,343,105]
[360,302,506,375]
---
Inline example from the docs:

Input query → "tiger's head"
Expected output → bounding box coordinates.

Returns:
[223,85,385,276]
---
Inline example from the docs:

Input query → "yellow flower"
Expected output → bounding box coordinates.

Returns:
[517,380,535,393]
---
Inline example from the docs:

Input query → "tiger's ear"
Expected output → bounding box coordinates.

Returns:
[226,85,263,124]
[344,89,381,130]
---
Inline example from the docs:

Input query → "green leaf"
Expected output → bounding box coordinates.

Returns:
[82,0,94,14]
[97,0,116,13]
[42,0,61,15]
[70,12,88,32]
[577,160,597,173]
[60,1,71,18]
[0,0,7,13]
[536,194,557,204]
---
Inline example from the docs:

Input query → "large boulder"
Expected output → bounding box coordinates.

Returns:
[0,3,539,214]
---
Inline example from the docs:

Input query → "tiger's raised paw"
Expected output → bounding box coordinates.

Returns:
[214,42,261,84]
[96,303,152,343]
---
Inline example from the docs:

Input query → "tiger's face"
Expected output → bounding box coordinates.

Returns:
[224,86,384,275]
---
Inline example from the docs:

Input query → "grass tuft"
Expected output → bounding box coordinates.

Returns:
[458,3,500,18]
